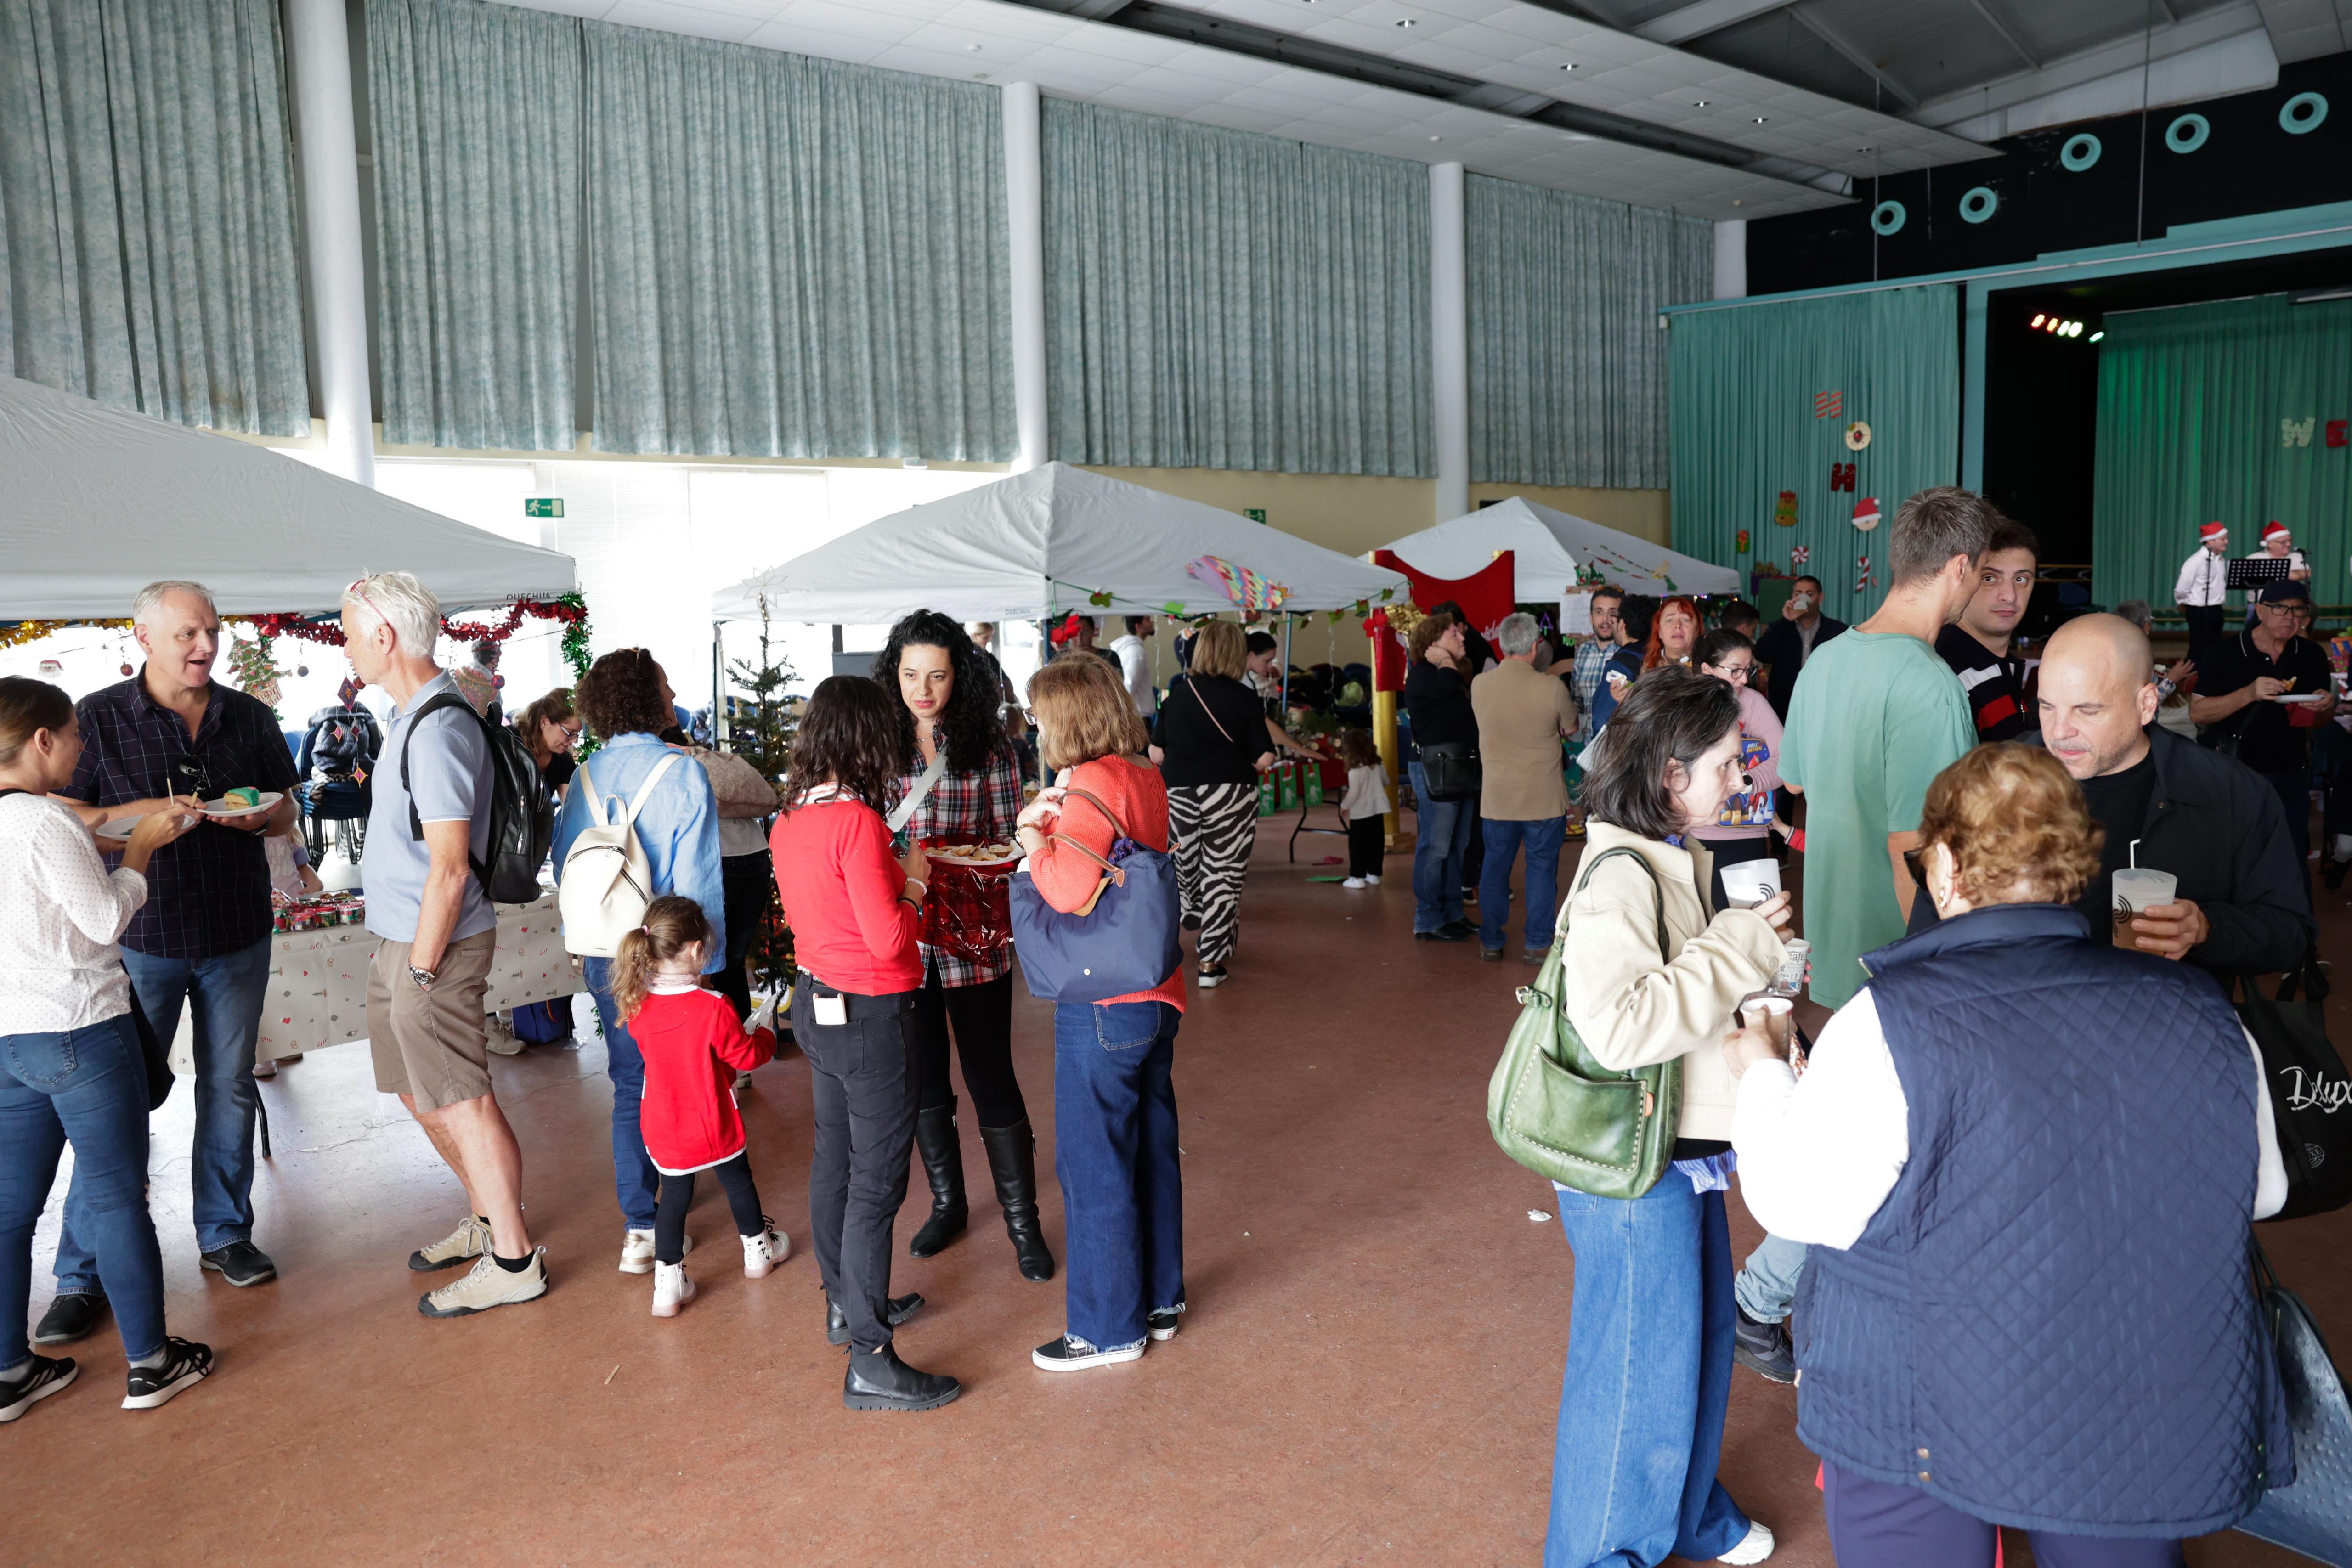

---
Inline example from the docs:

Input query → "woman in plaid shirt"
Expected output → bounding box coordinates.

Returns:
[875,612,1054,1283]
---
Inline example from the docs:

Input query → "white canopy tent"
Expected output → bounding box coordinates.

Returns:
[0,373,575,620]
[1379,496,1740,602]
[713,462,1406,622]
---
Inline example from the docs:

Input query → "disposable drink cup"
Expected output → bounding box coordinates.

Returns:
[1720,858,1781,909]
[2110,867,2177,948]
[1740,995,1794,1053]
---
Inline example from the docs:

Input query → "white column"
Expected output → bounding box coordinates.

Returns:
[1429,161,1469,522]
[1713,218,1748,300]
[284,0,375,487]
[1002,81,1048,474]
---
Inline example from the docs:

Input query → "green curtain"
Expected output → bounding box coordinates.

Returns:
[2093,294,2352,610]
[1043,100,1430,477]
[1468,175,1712,489]
[1668,284,1960,625]
[0,0,308,434]
[368,0,580,453]
[585,23,1011,461]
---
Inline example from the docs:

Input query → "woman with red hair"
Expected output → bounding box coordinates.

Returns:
[1643,597,1702,673]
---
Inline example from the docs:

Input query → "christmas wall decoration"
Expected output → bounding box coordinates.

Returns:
[1789,545,1811,567]
[1774,491,1798,527]
[1830,462,1855,492]
[1814,390,1843,419]
[1736,529,1751,554]
[1187,555,1291,612]
[1852,496,1883,531]
[2284,417,2315,448]
[1844,421,1872,451]
[1855,556,1875,592]
[2329,421,2348,448]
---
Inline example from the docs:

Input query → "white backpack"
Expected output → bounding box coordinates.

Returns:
[558,753,681,958]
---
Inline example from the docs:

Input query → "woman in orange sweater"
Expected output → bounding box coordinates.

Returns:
[1015,654,1187,1373]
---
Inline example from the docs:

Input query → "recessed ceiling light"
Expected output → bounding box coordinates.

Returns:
[965,43,980,51]
[1428,135,1442,142]
[1732,199,1742,207]
[1394,16,1416,25]
[1753,116,1768,124]
[1558,62,1577,70]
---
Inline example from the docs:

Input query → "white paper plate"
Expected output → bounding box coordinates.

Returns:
[201,791,284,818]
[2278,694,2325,705]
[96,815,141,842]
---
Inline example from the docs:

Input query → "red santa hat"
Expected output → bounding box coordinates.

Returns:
[2262,520,2292,545]
[2199,520,2227,543]
[1851,496,1882,530]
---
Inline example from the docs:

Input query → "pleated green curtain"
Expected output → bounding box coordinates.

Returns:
[1468,176,1711,489]
[1668,284,1960,625]
[0,0,308,434]
[368,0,580,452]
[1043,101,1430,477]
[585,24,1011,461]
[2093,294,2352,609]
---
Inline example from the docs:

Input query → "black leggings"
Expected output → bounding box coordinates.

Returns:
[1347,815,1384,879]
[655,1152,765,1266]
[911,969,1028,1127]
[712,851,774,1021]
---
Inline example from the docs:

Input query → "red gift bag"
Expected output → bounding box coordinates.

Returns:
[918,848,1017,960]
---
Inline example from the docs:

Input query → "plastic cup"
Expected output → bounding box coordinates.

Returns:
[1720,858,1782,909]
[2111,866,2178,948]
[1740,995,1794,1053]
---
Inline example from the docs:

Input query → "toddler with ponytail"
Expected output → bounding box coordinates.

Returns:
[615,895,791,1317]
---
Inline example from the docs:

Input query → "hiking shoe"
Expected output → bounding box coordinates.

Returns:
[0,1355,76,1422]
[1032,1332,1145,1372]
[123,1338,213,1410]
[1733,1307,1796,1384]
[419,1250,548,1318]
[484,1014,525,1057]
[198,1241,276,1287]
[619,1229,690,1275]
[652,1261,695,1318]
[1148,1303,1185,1342]
[33,1292,106,1346]
[1718,1521,1775,1563]
[408,1215,491,1273]
[741,1223,791,1279]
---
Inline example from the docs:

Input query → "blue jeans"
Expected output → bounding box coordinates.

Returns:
[55,937,270,1291]
[1479,816,1566,953]
[1053,1000,1183,1352]
[1733,1230,1809,1324]
[586,957,658,1232]
[3,1015,167,1365]
[1409,761,1476,934]
[1547,1178,1751,1568]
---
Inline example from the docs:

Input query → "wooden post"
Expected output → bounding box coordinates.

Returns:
[1373,687,1401,847]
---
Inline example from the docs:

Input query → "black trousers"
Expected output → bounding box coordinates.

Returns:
[654,1152,764,1266]
[797,975,919,1353]
[2264,766,2315,874]
[912,968,1028,1127]
[1346,814,1384,879]
[712,850,774,1021]
[2182,604,2226,663]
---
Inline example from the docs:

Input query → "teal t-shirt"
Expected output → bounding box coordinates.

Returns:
[1779,630,1975,1007]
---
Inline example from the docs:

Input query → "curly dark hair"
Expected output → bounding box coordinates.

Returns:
[871,609,1005,777]
[781,677,907,818]
[575,649,671,739]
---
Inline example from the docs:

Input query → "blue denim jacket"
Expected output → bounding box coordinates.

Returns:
[551,733,726,972]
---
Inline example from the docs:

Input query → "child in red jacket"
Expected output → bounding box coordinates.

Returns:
[613,895,789,1318]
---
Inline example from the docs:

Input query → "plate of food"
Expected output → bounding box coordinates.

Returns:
[927,840,1022,869]
[2278,693,2326,704]
[201,789,284,818]
[95,815,142,843]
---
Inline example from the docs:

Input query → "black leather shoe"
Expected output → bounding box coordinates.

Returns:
[843,1344,961,1411]
[907,1101,967,1258]
[198,1241,276,1287]
[1733,1306,1796,1384]
[1416,925,1470,943]
[980,1120,1057,1282]
[1440,919,1478,939]
[827,1292,926,1347]
[33,1292,107,1346]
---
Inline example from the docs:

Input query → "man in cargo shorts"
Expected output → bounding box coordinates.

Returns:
[345,571,545,1318]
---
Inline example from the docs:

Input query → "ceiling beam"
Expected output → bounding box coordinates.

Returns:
[1633,0,1806,47]
[1966,0,2041,68]
[1791,6,1920,109]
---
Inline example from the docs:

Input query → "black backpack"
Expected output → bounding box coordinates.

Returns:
[399,693,553,905]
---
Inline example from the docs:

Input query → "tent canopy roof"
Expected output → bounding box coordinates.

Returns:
[0,374,576,621]
[714,463,1407,622]
[1380,496,1740,602]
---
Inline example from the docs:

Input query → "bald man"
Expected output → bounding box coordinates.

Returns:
[1908,614,2312,977]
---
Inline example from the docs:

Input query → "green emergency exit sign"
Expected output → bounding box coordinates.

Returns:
[525,497,564,518]
[1244,508,1267,523]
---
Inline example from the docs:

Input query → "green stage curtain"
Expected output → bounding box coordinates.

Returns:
[1044,100,1430,477]
[0,0,308,434]
[1668,284,1960,625]
[585,23,1011,461]
[1468,176,1712,489]
[2093,294,2352,611]
[368,0,581,453]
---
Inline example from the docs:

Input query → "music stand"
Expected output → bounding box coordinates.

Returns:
[2227,557,2291,592]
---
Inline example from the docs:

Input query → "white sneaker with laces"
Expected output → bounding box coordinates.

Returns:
[1341,877,1367,889]
[619,1229,691,1275]
[742,1223,791,1279]
[1717,1521,1775,1564]
[651,1260,695,1318]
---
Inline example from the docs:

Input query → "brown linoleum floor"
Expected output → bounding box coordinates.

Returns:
[14,833,2349,1567]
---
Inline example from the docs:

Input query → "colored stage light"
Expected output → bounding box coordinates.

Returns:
[2031,313,2046,327]
[2089,330,2105,342]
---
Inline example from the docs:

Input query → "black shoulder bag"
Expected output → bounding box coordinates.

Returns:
[2240,950,2352,1222]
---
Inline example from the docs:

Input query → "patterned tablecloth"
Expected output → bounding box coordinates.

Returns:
[255,895,579,1061]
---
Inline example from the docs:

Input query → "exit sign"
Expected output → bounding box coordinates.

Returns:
[525,497,564,519]
[1244,508,1267,523]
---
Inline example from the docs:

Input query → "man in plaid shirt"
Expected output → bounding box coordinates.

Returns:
[1570,587,1627,746]
[40,582,298,1342]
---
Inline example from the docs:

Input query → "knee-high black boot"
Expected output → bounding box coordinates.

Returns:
[907,1100,967,1258]
[979,1119,1056,1282]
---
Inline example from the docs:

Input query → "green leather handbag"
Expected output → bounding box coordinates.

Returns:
[1486,847,1680,1200]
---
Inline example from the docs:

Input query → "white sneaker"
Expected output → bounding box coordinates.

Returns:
[1341,877,1367,889]
[651,1260,695,1318]
[1718,1521,1775,1564]
[251,1057,277,1078]
[619,1229,691,1275]
[484,1014,525,1057]
[1366,874,1381,885]
[741,1222,791,1279]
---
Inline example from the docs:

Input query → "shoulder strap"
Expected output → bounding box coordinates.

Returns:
[1037,785,1132,881]
[886,744,951,833]
[1569,846,1670,965]
[1188,677,1235,744]
[622,753,682,828]
[401,691,484,842]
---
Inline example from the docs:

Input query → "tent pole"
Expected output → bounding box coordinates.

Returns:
[711,621,724,744]
[1278,619,1291,711]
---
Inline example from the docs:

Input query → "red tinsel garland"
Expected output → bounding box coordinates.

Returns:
[244,598,585,649]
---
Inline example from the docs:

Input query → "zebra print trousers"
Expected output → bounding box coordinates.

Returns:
[1167,782,1258,969]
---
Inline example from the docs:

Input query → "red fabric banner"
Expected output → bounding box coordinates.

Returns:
[1371,549,1517,642]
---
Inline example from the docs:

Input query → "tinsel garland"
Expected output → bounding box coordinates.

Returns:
[6,597,593,670]
[555,592,592,682]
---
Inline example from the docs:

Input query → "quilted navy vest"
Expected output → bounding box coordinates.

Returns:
[1794,904,2290,1537]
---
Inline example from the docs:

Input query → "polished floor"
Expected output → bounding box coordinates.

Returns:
[15,829,2348,1567]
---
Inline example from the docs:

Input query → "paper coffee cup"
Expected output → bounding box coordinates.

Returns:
[2111,866,2177,948]
[1740,995,1794,1051]
[1720,858,1781,909]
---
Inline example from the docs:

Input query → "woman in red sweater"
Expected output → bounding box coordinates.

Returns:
[1015,654,1187,1373]
[770,677,959,1413]
[610,895,787,1319]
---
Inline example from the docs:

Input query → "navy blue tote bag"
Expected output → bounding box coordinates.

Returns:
[1009,788,1181,1004]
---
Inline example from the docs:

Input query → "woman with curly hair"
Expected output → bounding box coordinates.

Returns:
[553,649,725,1275]
[872,611,1052,1282]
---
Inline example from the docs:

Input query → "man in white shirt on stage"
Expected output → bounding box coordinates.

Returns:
[2173,521,2228,662]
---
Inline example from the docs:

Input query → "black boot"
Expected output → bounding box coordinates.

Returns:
[827,1292,927,1347]
[979,1119,1056,1282]
[843,1344,961,1412]
[907,1100,967,1258]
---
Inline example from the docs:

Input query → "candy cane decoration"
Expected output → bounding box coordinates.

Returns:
[1855,555,1874,592]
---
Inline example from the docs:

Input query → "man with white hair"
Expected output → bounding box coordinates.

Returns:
[35,581,299,1346]
[1469,611,1578,964]
[343,572,545,1317]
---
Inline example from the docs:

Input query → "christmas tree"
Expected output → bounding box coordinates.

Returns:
[725,598,801,999]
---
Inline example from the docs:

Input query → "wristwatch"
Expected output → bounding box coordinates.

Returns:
[408,964,439,993]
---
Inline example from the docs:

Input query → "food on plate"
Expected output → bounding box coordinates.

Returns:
[220,787,263,810]
[929,841,1019,863]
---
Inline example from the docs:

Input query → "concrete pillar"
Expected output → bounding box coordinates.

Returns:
[1430,162,1469,522]
[1003,81,1048,474]
[284,0,375,487]
[1713,218,1748,300]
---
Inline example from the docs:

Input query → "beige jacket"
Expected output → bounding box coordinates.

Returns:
[1559,822,1786,1141]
